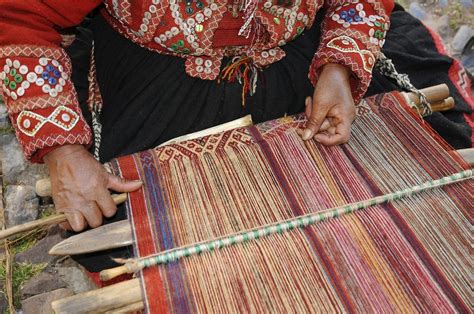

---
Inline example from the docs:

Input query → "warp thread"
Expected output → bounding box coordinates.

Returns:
[114,169,472,275]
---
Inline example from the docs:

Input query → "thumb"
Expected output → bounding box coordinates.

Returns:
[107,174,143,192]
[302,100,328,140]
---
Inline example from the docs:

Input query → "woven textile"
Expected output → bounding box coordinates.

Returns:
[111,92,472,313]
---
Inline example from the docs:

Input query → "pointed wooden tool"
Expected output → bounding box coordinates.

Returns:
[48,220,132,255]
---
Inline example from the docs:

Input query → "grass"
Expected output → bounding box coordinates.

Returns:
[0,230,48,311]
[0,261,47,310]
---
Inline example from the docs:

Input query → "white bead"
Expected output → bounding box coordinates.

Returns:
[187,18,195,26]
[195,57,203,65]
[159,34,167,41]
[23,118,31,128]
[191,42,199,49]
[4,89,10,97]
[0,72,5,80]
[144,11,152,19]
[39,58,48,66]
[359,11,366,18]
[204,67,211,74]
[27,72,37,82]
[143,18,150,25]
[59,78,66,86]
[269,49,277,56]
[297,12,304,20]
[42,84,51,93]
[35,65,43,74]
[210,3,218,10]
[49,89,58,97]
[58,65,64,72]
[264,1,272,8]
[16,87,25,96]
[35,78,45,86]
[52,59,59,67]
[187,35,195,43]
[13,60,20,68]
[152,0,159,3]
[172,10,179,18]
[21,81,30,89]
[196,13,204,22]
[149,5,157,13]
[356,3,363,10]
[154,37,161,44]
[290,11,297,19]
[261,51,269,58]
[204,8,212,17]
[171,27,179,35]
[277,7,284,15]
[10,92,17,100]
[140,24,148,32]
[3,65,9,73]
[6,59,12,67]
[61,113,71,122]
[55,84,63,92]
[19,65,28,74]
[204,60,212,67]
[196,65,203,72]
[165,31,172,38]
[61,72,68,80]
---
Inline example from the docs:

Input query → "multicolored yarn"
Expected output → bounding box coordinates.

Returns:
[111,92,472,312]
[219,56,259,106]
[121,168,472,271]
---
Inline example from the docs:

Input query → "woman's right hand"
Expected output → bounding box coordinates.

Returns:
[44,144,142,232]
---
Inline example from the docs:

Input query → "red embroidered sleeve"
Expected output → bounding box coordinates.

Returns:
[0,0,101,162]
[309,0,395,103]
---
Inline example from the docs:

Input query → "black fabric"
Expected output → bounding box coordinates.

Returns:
[66,7,472,272]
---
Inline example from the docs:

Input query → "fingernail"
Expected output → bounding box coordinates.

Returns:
[302,129,312,140]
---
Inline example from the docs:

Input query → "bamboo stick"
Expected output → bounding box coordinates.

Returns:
[51,278,142,313]
[0,193,127,242]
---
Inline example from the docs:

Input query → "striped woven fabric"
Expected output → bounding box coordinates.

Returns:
[110,92,472,313]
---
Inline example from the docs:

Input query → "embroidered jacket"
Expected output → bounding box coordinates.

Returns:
[0,0,394,162]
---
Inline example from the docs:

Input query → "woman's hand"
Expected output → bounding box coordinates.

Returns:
[44,144,142,232]
[302,63,356,145]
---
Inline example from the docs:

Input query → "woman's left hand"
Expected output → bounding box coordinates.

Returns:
[302,63,356,145]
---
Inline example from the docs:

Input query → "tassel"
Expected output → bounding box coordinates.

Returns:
[219,56,259,107]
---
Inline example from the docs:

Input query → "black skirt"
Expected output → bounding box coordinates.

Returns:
[66,5,472,272]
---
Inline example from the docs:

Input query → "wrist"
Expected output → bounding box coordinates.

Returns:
[320,63,350,82]
[44,144,87,165]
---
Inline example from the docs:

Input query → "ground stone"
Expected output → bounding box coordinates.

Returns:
[1,137,48,186]
[21,271,68,297]
[15,226,66,265]
[21,288,73,314]
[4,185,39,227]
[55,264,96,294]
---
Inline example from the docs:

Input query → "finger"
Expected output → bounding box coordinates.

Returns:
[80,202,103,228]
[335,118,352,143]
[107,174,143,193]
[96,190,118,218]
[304,97,312,118]
[62,210,87,232]
[318,119,331,132]
[302,102,329,140]
[314,132,345,146]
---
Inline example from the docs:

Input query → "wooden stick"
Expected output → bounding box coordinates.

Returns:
[104,301,144,313]
[0,193,127,242]
[51,278,142,313]
[402,83,450,105]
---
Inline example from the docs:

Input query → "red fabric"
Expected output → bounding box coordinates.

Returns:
[0,0,394,161]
